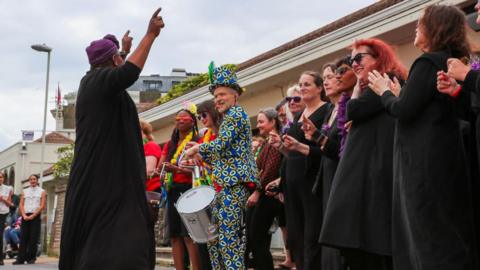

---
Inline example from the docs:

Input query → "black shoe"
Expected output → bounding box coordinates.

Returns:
[27,260,36,264]
[12,260,24,265]
[0,260,4,265]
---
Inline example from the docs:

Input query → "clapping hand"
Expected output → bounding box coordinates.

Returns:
[437,71,460,95]
[447,58,470,81]
[282,135,300,151]
[301,114,317,141]
[268,131,283,149]
[368,70,391,96]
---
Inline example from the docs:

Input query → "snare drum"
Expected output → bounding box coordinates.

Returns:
[176,186,218,243]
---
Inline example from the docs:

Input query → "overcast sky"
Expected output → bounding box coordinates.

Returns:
[0,0,375,150]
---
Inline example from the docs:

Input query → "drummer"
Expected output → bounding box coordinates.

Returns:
[185,62,260,270]
[159,104,201,270]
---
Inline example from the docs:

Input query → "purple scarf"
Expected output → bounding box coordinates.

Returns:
[337,92,351,157]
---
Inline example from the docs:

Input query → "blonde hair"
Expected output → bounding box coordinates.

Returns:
[286,84,300,96]
[139,119,155,142]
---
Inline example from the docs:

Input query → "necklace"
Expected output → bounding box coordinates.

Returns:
[203,129,213,143]
[171,131,194,165]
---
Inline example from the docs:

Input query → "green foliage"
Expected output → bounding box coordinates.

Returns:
[156,64,238,105]
[53,144,74,179]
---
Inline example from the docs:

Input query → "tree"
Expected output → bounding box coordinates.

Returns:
[53,144,74,179]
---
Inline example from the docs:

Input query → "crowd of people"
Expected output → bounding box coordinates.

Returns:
[56,3,480,270]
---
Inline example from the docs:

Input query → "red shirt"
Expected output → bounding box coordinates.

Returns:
[144,141,162,191]
[162,141,192,184]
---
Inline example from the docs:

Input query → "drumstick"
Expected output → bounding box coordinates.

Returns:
[157,163,166,179]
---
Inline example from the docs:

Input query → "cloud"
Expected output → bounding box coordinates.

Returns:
[0,0,375,150]
[0,88,56,150]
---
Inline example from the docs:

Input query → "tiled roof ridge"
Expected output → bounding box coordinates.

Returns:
[33,131,74,144]
[237,0,405,71]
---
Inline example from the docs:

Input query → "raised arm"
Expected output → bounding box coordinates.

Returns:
[127,8,165,70]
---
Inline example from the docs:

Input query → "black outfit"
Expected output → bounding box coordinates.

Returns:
[247,143,283,270]
[381,51,477,270]
[464,69,480,263]
[311,107,345,270]
[166,182,191,237]
[17,215,41,263]
[284,103,331,270]
[320,88,395,270]
[246,194,280,270]
[0,213,8,262]
[59,62,155,270]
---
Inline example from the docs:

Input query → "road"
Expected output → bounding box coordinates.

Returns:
[1,257,174,270]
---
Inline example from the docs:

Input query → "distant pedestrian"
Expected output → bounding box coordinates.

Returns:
[0,171,14,265]
[13,174,46,265]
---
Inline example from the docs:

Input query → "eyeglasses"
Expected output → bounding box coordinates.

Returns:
[197,112,208,121]
[285,96,301,103]
[336,66,351,76]
[349,53,372,65]
[175,116,193,122]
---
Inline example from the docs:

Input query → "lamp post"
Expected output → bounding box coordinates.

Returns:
[31,43,52,187]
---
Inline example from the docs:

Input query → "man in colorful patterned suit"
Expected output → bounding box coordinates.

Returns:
[185,63,259,270]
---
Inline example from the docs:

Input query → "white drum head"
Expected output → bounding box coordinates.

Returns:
[176,186,216,214]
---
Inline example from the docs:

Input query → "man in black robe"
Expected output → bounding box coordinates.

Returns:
[59,8,164,270]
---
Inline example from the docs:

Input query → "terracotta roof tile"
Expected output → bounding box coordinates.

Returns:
[34,131,74,144]
[137,102,158,113]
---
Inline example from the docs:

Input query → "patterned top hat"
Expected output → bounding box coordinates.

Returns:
[208,61,245,95]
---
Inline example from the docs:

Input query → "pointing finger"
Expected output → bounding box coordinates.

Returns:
[152,7,162,19]
[124,30,130,37]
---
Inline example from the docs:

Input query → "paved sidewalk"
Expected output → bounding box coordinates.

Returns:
[1,257,174,270]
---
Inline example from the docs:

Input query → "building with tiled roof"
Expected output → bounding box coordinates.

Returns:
[0,131,74,194]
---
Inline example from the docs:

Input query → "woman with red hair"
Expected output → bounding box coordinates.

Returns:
[319,38,406,270]
[369,5,477,270]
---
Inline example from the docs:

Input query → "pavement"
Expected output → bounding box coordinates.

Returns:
[1,257,174,270]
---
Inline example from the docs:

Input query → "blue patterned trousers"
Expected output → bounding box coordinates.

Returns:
[208,184,248,270]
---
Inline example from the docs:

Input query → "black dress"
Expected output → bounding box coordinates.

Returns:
[381,51,477,270]
[284,103,331,270]
[463,69,480,261]
[59,62,155,270]
[319,88,395,269]
[311,107,345,270]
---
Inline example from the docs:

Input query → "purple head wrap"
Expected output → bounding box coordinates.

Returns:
[85,39,118,66]
[103,34,120,49]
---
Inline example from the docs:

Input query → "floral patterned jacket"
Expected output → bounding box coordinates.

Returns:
[199,105,259,188]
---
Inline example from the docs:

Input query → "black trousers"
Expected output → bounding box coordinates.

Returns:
[0,213,7,260]
[17,214,41,262]
[246,194,281,270]
[341,249,392,270]
[284,176,323,270]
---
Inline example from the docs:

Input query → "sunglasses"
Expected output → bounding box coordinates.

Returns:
[175,116,193,122]
[349,53,372,65]
[197,112,208,121]
[336,66,351,76]
[285,96,301,103]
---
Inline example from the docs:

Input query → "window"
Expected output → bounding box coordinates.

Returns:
[143,80,163,91]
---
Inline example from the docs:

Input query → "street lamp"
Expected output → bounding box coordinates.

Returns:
[31,43,52,187]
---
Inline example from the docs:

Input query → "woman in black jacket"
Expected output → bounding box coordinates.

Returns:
[368,5,477,270]
[319,38,407,270]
